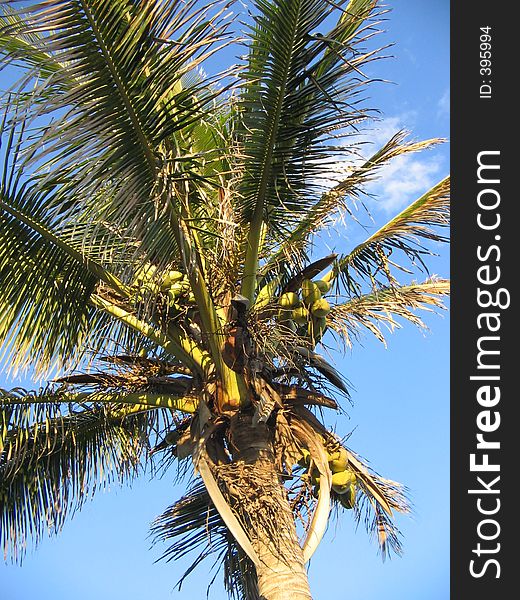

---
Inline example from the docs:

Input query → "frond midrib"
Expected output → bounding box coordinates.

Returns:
[78,0,157,172]
[241,0,304,302]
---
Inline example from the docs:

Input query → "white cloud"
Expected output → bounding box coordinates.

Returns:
[369,152,442,212]
[344,115,444,213]
[437,88,450,118]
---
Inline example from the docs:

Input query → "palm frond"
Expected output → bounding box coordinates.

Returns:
[0,193,99,375]
[0,4,68,81]
[331,176,450,294]
[151,480,259,599]
[289,407,409,559]
[1,107,212,375]
[343,449,410,559]
[293,346,350,395]
[0,188,160,376]
[327,278,450,347]
[0,388,153,561]
[0,0,235,264]
[237,0,385,300]
[262,133,443,275]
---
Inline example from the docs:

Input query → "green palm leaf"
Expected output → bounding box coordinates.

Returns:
[262,133,443,276]
[0,389,153,561]
[331,176,450,293]
[0,0,233,261]
[237,0,385,300]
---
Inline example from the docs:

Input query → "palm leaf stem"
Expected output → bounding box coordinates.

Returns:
[240,0,305,303]
[1,390,199,413]
[167,196,247,405]
[89,293,207,376]
[0,197,130,297]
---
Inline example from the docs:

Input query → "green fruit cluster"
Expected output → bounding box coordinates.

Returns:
[131,264,195,309]
[327,447,356,508]
[162,270,195,309]
[275,278,331,344]
[298,445,357,508]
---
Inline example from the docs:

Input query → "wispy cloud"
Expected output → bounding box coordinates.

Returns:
[437,88,450,119]
[370,152,443,212]
[349,115,444,213]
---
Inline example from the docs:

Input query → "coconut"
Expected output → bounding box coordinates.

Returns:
[337,485,356,508]
[141,281,160,295]
[328,447,349,473]
[169,302,182,314]
[278,291,300,308]
[291,306,309,325]
[331,470,356,493]
[169,281,190,296]
[310,298,331,317]
[167,289,181,305]
[161,270,184,288]
[134,263,157,283]
[301,279,322,304]
[314,279,331,293]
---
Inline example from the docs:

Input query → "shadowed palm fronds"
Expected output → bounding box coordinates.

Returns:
[0,388,153,560]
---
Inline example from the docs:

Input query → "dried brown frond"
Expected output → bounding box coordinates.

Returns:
[327,278,450,347]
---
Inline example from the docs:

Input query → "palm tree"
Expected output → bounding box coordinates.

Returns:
[0,0,449,598]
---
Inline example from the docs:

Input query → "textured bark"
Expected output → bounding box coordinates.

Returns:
[229,414,313,600]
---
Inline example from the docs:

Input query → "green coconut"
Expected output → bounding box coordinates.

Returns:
[314,279,331,293]
[337,485,356,509]
[134,263,157,283]
[169,281,190,297]
[331,470,357,494]
[167,288,182,304]
[301,279,322,305]
[141,281,160,295]
[169,302,182,314]
[291,306,309,325]
[307,316,327,342]
[161,270,184,288]
[310,298,331,317]
[278,292,300,308]
[328,447,349,473]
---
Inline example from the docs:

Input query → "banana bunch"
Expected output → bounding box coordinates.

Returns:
[276,278,331,344]
[298,445,357,509]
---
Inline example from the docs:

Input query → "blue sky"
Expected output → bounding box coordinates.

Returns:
[0,1,450,598]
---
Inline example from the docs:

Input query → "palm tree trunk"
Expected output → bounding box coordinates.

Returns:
[229,414,313,600]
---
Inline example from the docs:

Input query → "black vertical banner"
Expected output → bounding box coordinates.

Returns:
[451,2,513,598]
